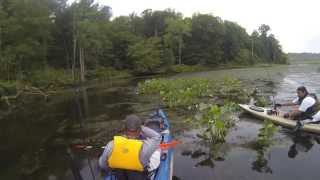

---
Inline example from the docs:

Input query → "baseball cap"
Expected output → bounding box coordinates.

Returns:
[125,115,142,131]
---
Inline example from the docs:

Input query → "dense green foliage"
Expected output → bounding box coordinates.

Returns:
[0,0,287,83]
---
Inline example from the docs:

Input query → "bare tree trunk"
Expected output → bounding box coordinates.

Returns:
[62,37,71,70]
[79,47,86,82]
[7,63,10,82]
[251,39,254,59]
[0,26,1,50]
[178,38,182,65]
[72,5,77,82]
[154,24,158,37]
[81,86,89,118]
[72,36,77,81]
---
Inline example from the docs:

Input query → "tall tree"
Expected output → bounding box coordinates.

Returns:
[70,0,113,81]
[141,9,182,37]
[223,21,250,64]
[0,0,51,80]
[164,17,191,64]
[109,16,140,69]
[128,37,162,74]
[258,24,270,37]
[184,14,225,65]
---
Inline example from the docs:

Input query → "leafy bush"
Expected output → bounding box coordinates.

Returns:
[87,67,131,80]
[29,68,73,88]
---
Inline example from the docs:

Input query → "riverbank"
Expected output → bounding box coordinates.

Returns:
[0,63,290,101]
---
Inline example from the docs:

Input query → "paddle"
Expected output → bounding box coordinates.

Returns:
[72,140,180,151]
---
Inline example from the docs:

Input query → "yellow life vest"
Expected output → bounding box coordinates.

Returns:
[107,136,144,172]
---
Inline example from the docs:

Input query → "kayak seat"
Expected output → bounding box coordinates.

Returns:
[249,105,265,112]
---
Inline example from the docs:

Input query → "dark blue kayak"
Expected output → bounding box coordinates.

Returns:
[104,109,174,180]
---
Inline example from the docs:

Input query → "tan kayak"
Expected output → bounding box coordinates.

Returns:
[239,104,320,134]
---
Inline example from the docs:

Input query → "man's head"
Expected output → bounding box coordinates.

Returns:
[124,115,142,139]
[297,86,308,98]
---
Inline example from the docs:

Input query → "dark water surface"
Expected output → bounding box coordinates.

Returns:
[1,63,320,180]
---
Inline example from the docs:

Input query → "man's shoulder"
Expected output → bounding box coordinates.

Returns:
[304,96,316,103]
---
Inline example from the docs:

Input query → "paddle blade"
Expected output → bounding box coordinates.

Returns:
[159,140,180,150]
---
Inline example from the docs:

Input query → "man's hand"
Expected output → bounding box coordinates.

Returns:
[275,103,282,107]
[283,112,290,118]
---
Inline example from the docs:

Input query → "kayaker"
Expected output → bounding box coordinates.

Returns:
[276,86,320,126]
[98,114,161,180]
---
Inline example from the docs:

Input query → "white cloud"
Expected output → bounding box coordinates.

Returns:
[71,0,320,53]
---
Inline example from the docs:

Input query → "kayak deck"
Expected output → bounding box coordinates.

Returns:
[239,104,320,134]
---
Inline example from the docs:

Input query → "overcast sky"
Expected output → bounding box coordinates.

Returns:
[72,0,320,53]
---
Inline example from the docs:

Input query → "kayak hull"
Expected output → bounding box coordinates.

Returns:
[239,104,320,134]
[154,109,173,180]
[104,109,173,180]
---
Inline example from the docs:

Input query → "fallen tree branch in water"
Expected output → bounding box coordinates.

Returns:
[0,85,53,108]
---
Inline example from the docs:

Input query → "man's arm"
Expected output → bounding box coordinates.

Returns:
[278,98,299,107]
[281,102,297,106]
[98,141,113,171]
[288,110,302,119]
[139,126,161,167]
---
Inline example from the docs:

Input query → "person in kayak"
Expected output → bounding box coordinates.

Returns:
[98,114,161,180]
[276,86,320,127]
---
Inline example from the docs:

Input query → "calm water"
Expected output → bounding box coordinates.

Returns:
[1,63,320,180]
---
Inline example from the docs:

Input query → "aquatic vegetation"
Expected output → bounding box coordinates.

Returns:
[212,77,249,103]
[168,64,209,73]
[138,78,212,107]
[252,120,279,173]
[256,120,278,148]
[138,77,249,108]
[138,77,244,142]
[195,103,239,143]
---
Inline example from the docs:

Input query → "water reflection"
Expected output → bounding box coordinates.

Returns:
[248,120,278,174]
[181,140,228,169]
[71,87,98,180]
[251,148,273,173]
[287,132,319,159]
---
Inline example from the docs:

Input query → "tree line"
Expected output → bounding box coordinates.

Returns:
[0,0,287,82]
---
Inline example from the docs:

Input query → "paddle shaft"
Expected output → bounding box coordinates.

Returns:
[73,140,180,150]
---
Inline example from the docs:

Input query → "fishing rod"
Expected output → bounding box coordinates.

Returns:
[262,60,277,111]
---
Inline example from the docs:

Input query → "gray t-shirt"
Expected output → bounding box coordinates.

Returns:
[98,126,161,172]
